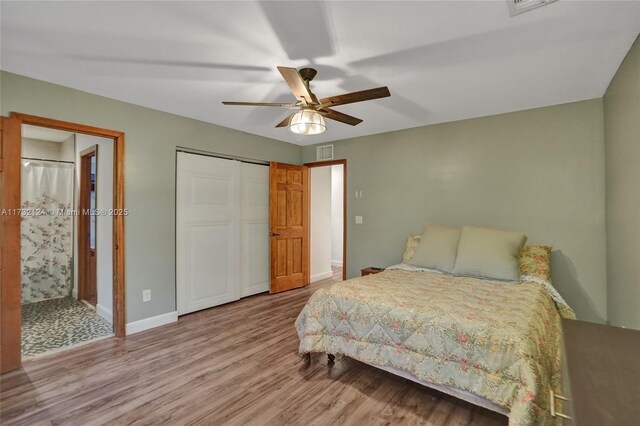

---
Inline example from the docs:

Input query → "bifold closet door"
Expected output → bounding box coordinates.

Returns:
[176,153,241,315]
[240,163,270,297]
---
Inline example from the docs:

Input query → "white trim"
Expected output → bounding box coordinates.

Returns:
[125,311,178,335]
[96,303,113,324]
[331,260,343,267]
[241,283,269,298]
[311,270,333,283]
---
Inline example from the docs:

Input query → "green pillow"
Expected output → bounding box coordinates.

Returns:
[409,225,461,274]
[453,226,527,282]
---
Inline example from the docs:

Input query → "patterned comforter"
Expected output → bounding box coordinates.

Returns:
[295,265,575,425]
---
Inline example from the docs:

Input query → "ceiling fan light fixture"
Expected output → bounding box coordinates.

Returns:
[222,66,390,131]
[288,109,326,135]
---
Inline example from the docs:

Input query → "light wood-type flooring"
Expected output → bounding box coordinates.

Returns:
[1,268,507,425]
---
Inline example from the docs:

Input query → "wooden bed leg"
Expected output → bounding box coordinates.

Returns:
[302,353,311,364]
[327,353,335,364]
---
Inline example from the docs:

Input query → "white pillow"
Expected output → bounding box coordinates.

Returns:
[409,225,461,274]
[452,226,527,282]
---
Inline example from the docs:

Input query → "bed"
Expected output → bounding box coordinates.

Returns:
[295,262,575,425]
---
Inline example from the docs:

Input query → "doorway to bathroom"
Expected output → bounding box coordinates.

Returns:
[0,113,126,373]
[19,125,114,358]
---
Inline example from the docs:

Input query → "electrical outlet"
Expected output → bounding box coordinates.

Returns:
[142,289,151,303]
[355,216,363,224]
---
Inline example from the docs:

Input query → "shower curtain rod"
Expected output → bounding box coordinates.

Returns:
[21,156,74,165]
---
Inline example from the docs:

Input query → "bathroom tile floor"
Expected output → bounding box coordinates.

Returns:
[21,297,113,358]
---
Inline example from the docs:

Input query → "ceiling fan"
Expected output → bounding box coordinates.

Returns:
[222,66,391,135]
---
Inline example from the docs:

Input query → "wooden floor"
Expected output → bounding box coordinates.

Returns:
[1,269,507,426]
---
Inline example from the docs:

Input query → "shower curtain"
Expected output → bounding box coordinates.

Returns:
[21,160,75,304]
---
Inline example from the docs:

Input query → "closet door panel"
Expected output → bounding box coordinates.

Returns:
[187,223,230,300]
[176,153,240,315]
[240,163,270,297]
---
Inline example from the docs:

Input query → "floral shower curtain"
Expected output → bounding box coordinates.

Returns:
[21,160,75,304]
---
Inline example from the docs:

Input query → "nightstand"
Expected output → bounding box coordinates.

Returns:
[361,267,385,276]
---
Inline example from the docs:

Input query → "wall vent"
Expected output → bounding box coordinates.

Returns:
[316,144,334,161]
[507,0,558,16]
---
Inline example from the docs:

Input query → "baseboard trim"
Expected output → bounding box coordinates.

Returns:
[311,270,333,283]
[331,260,343,267]
[96,304,113,324]
[125,311,178,335]
[241,283,269,298]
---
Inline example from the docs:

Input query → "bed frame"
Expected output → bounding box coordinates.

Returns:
[325,353,510,417]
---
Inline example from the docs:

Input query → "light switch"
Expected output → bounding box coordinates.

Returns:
[355,216,363,224]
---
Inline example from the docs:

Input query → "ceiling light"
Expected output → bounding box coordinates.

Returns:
[288,109,326,135]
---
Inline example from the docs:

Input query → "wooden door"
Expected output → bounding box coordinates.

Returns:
[78,147,97,306]
[269,162,309,293]
[1,116,22,373]
[176,152,241,315]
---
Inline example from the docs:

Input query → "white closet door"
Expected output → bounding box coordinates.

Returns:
[240,163,270,297]
[176,153,241,315]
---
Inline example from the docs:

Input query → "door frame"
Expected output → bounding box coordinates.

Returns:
[304,159,347,281]
[1,116,22,373]
[0,112,126,373]
[78,146,98,306]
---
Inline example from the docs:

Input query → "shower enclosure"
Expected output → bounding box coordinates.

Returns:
[20,159,74,304]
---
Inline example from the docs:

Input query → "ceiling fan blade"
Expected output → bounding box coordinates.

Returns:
[222,101,297,108]
[277,66,317,105]
[275,114,294,128]
[318,108,363,126]
[74,55,272,72]
[319,86,390,108]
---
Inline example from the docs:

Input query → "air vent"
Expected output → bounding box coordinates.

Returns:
[316,144,334,161]
[507,0,557,16]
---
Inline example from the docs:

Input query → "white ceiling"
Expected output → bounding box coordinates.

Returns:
[22,124,73,143]
[2,1,639,146]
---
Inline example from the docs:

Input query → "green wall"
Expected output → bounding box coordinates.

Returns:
[303,99,607,323]
[0,71,302,323]
[604,35,640,330]
[2,70,620,326]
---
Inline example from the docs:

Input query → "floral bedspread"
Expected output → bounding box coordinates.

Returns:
[295,267,575,425]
